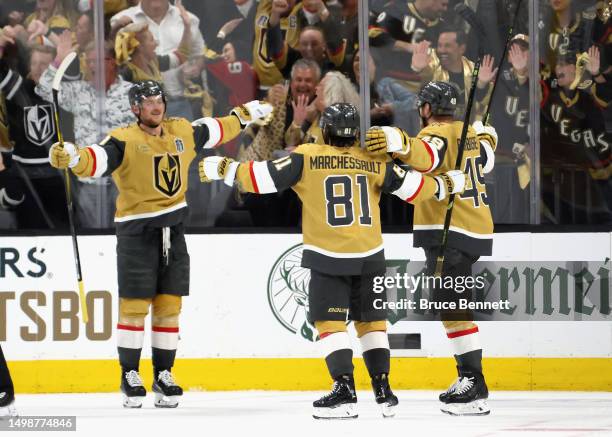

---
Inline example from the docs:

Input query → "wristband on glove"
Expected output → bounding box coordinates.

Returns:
[434,169,466,201]
[199,156,239,186]
[384,126,411,154]
[231,100,273,127]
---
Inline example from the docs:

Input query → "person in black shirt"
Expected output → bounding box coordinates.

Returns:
[0,37,68,229]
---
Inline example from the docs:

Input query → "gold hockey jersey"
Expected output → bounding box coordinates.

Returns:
[253,0,301,88]
[71,115,241,234]
[233,143,440,274]
[393,121,495,255]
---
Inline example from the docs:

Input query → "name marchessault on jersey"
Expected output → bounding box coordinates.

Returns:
[309,155,383,173]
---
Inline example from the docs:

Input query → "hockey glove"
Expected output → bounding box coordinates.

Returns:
[365,126,412,155]
[434,170,467,201]
[49,142,81,169]
[231,100,273,127]
[199,156,239,186]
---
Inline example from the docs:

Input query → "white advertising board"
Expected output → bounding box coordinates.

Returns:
[0,233,610,360]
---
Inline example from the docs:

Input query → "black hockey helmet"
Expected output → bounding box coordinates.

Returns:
[128,80,167,107]
[320,103,360,146]
[416,81,459,116]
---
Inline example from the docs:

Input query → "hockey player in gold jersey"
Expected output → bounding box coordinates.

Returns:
[366,81,497,416]
[199,103,467,419]
[48,80,272,409]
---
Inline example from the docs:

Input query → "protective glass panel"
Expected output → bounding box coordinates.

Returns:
[538,0,612,225]
[367,0,535,226]
[2,0,609,231]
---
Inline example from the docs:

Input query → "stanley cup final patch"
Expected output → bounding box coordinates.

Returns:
[175,138,185,153]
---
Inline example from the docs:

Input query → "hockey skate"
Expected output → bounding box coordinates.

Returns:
[439,371,490,416]
[0,392,17,419]
[152,370,183,408]
[121,369,146,408]
[312,375,357,420]
[372,374,399,418]
[439,366,461,403]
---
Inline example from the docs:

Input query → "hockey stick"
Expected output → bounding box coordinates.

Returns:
[52,51,89,324]
[434,4,486,277]
[482,0,523,125]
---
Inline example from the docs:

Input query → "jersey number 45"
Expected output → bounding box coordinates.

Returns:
[460,156,489,207]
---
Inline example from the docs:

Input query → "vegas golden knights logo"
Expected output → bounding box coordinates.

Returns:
[153,153,182,197]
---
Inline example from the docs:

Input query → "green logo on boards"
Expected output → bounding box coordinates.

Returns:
[267,244,318,342]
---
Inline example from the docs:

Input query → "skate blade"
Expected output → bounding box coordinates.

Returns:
[154,392,180,408]
[440,399,490,416]
[0,402,18,419]
[380,401,397,418]
[313,403,357,420]
[122,395,144,409]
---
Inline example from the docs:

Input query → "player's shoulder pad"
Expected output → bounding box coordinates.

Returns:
[293,143,320,156]
[106,123,139,141]
[165,117,190,126]
[418,124,449,151]
[164,117,193,132]
[353,144,392,162]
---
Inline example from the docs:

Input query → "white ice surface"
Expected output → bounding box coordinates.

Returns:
[6,391,612,437]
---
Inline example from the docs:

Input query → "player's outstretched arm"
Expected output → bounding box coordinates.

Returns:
[365,126,444,173]
[382,162,467,203]
[199,153,304,194]
[192,101,273,149]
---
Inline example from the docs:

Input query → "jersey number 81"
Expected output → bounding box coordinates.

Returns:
[324,175,372,227]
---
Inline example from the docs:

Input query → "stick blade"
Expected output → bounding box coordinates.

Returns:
[52,52,78,91]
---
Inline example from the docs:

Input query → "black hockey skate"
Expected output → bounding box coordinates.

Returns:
[0,391,17,419]
[152,369,183,408]
[372,373,399,418]
[439,371,490,416]
[439,366,461,403]
[312,375,357,419]
[121,369,146,408]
